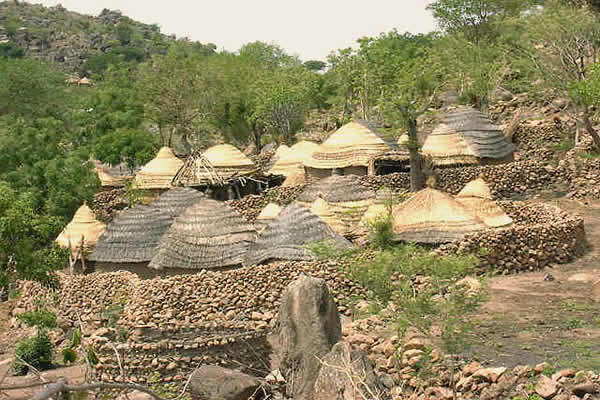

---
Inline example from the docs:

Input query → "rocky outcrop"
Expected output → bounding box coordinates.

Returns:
[278,275,341,400]
[188,366,263,400]
[0,2,215,74]
[314,341,383,400]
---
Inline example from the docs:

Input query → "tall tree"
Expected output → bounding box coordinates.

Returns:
[524,1,600,149]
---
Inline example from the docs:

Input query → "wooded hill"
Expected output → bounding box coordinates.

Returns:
[0,0,216,75]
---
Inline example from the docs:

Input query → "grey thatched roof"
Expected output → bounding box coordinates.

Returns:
[297,175,376,204]
[244,202,352,266]
[150,187,205,218]
[89,205,173,263]
[148,199,257,271]
[443,106,514,159]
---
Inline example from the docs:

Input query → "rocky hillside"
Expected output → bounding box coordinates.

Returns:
[0,1,216,75]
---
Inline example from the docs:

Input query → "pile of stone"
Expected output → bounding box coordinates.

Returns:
[227,185,305,222]
[360,173,411,193]
[92,188,128,222]
[438,202,586,273]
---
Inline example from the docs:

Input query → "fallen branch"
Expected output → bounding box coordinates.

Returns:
[31,379,170,400]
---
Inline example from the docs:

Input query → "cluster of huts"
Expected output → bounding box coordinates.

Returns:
[57,105,517,277]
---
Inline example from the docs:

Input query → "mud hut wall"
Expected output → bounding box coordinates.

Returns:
[344,166,368,176]
[438,202,586,273]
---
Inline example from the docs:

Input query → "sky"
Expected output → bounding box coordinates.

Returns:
[33,0,437,61]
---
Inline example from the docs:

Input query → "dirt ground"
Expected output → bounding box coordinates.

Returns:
[466,198,600,370]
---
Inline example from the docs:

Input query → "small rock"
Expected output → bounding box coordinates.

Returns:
[536,375,559,399]
[572,383,598,397]
[535,362,551,373]
[189,365,262,400]
[552,369,575,381]
[474,367,507,383]
[463,361,482,376]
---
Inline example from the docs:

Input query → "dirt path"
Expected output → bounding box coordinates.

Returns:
[468,199,600,370]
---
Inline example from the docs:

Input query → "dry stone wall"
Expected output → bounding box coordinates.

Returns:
[13,261,366,383]
[438,202,586,273]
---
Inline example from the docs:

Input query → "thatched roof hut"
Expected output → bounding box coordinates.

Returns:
[148,199,257,271]
[269,141,320,177]
[173,144,257,187]
[297,175,375,207]
[134,147,184,190]
[392,188,487,244]
[150,187,205,218]
[255,203,282,232]
[281,171,306,187]
[89,205,173,263]
[456,178,513,228]
[93,160,135,188]
[244,202,352,266]
[421,106,514,166]
[310,198,346,235]
[304,120,395,174]
[55,204,106,257]
[298,175,376,237]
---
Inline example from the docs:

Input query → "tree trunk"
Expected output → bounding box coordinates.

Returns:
[408,119,425,192]
[580,104,600,151]
[252,122,262,153]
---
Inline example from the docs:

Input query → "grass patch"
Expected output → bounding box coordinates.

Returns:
[551,136,575,152]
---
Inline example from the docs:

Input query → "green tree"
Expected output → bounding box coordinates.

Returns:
[524,1,600,149]
[303,60,327,71]
[0,58,65,118]
[137,51,222,149]
[427,0,537,43]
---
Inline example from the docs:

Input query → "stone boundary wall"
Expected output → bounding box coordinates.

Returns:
[438,202,586,273]
[12,261,366,383]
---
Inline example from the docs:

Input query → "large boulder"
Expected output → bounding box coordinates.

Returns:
[188,365,262,400]
[278,275,341,400]
[314,341,383,400]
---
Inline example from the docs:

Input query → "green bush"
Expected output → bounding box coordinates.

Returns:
[368,213,395,250]
[17,309,57,329]
[13,330,54,375]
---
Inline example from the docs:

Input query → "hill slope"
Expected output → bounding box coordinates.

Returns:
[0,1,216,75]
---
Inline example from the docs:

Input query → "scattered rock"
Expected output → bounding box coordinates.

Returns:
[572,383,599,397]
[463,361,482,376]
[188,365,262,400]
[314,341,382,400]
[278,275,341,400]
[474,367,507,383]
[536,375,560,399]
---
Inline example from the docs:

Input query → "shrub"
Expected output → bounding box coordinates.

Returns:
[13,330,53,375]
[17,309,57,329]
[368,213,395,250]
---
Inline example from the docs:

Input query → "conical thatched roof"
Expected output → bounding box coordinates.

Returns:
[173,144,257,186]
[421,107,514,166]
[281,171,306,187]
[456,178,493,200]
[268,141,319,177]
[456,179,512,228]
[55,204,106,257]
[89,205,173,263]
[93,160,135,188]
[392,188,487,244]
[304,120,395,169]
[255,203,282,232]
[244,202,352,266]
[148,199,257,271]
[150,187,205,218]
[297,175,375,206]
[134,147,183,189]
[310,198,346,235]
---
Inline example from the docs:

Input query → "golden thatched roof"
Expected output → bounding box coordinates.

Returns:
[281,171,306,187]
[173,144,257,186]
[392,188,487,243]
[134,147,183,190]
[268,141,319,177]
[55,204,106,257]
[304,120,395,169]
[421,107,514,166]
[456,179,513,228]
[456,178,493,200]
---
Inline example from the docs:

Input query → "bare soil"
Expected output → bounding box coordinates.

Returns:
[466,198,600,370]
